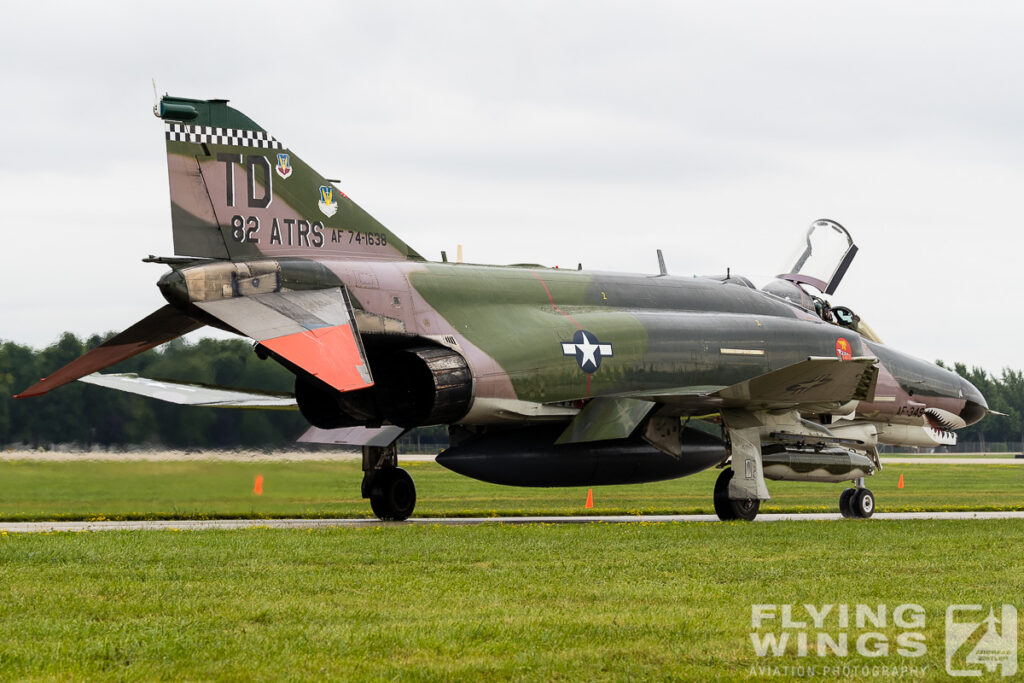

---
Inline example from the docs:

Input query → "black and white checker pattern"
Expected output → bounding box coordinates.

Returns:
[164,123,284,150]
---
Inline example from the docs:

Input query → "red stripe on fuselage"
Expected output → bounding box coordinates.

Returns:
[532,271,592,398]
[531,272,582,330]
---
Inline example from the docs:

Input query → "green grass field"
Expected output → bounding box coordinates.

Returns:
[1,520,1022,681]
[0,459,1021,521]
[2,460,1022,681]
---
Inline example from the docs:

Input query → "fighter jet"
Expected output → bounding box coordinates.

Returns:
[16,95,989,521]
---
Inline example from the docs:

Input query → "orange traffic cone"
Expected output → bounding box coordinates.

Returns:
[585,489,594,508]
[254,474,264,495]
[897,473,904,489]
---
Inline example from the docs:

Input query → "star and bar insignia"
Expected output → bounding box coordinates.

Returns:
[561,329,613,373]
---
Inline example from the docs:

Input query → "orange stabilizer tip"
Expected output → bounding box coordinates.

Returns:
[261,324,373,394]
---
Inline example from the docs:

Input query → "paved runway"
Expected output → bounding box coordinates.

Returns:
[880,457,1022,464]
[400,456,1024,465]
[4,452,1018,464]
[3,510,1023,533]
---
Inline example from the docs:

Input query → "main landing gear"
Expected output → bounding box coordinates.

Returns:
[713,469,876,521]
[839,483,874,519]
[713,468,760,521]
[362,444,417,521]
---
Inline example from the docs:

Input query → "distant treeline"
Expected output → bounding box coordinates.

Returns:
[0,333,447,450]
[1,334,307,448]
[1,334,1021,450]
[938,362,1024,449]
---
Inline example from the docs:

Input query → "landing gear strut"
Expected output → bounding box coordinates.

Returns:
[839,480,874,519]
[714,468,760,521]
[362,444,416,521]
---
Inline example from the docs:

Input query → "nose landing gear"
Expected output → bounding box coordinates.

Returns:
[839,481,874,519]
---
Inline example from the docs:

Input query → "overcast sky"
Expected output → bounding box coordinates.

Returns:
[2,1,1022,374]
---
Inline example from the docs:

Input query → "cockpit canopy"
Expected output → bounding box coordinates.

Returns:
[778,219,858,295]
[763,219,883,343]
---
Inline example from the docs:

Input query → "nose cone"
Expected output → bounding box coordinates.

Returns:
[958,376,988,426]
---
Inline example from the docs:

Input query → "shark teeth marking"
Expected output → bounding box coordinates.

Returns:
[923,408,961,445]
[925,406,967,431]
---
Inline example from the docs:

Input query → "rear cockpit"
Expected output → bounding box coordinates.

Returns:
[760,219,883,343]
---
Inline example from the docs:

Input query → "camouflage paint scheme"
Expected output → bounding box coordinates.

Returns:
[16,95,989,520]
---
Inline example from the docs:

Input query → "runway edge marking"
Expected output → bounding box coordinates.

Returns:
[3,511,1024,533]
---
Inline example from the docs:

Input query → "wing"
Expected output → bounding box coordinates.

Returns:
[553,356,878,445]
[15,305,202,398]
[631,356,878,411]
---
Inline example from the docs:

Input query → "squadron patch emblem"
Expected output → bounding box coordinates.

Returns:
[318,185,338,217]
[561,329,613,373]
[835,337,853,361]
[275,153,292,179]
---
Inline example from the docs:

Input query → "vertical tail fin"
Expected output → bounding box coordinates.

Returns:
[157,95,421,262]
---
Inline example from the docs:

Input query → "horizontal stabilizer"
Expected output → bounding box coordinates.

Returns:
[195,287,373,394]
[298,425,405,447]
[78,373,296,408]
[15,305,202,398]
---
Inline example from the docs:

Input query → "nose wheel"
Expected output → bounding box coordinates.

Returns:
[839,487,874,518]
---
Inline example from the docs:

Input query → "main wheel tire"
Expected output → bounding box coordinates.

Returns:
[713,468,760,521]
[731,497,761,522]
[369,468,417,521]
[714,468,737,520]
[839,488,856,518]
[851,488,875,519]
